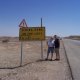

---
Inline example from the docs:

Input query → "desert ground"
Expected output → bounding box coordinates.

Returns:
[0,38,72,80]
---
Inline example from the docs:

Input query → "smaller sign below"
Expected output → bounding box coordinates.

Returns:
[19,19,28,27]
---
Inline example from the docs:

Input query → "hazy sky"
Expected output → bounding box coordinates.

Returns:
[0,0,80,37]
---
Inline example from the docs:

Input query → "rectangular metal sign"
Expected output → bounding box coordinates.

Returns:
[19,27,45,41]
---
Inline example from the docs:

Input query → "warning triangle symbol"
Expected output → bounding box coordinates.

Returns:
[19,19,28,27]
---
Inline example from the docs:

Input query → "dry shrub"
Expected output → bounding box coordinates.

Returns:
[2,39,9,43]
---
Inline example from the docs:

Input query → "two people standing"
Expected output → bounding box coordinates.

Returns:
[45,35,60,61]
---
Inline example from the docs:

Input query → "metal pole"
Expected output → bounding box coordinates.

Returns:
[20,41,23,66]
[41,18,43,60]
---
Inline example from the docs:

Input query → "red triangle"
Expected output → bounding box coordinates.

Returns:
[19,19,28,27]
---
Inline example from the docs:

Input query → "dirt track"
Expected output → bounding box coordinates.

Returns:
[0,41,72,80]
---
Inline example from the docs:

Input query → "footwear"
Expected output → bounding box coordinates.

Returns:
[45,58,48,60]
[54,59,60,61]
[50,59,52,61]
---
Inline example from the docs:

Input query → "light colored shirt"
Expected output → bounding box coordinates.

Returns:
[47,39,54,47]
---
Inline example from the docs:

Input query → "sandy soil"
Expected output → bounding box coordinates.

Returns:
[0,40,72,80]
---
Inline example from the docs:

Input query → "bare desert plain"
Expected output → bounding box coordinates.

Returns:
[0,37,72,80]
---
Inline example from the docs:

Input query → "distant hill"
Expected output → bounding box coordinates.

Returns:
[64,35,80,40]
[0,36,50,42]
[0,36,19,42]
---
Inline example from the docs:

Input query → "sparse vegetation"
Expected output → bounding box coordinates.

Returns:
[2,39,9,43]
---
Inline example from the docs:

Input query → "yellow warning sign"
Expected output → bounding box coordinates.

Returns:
[19,27,45,41]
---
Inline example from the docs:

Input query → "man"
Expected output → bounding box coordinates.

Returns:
[45,37,54,61]
[54,35,60,61]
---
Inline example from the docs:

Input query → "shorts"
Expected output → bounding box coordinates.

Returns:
[47,47,54,53]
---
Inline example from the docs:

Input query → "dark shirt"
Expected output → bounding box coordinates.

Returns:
[54,38,60,48]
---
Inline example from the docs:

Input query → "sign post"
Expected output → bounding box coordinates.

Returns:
[19,19,45,66]
[19,19,28,66]
[20,41,23,66]
[41,18,43,60]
